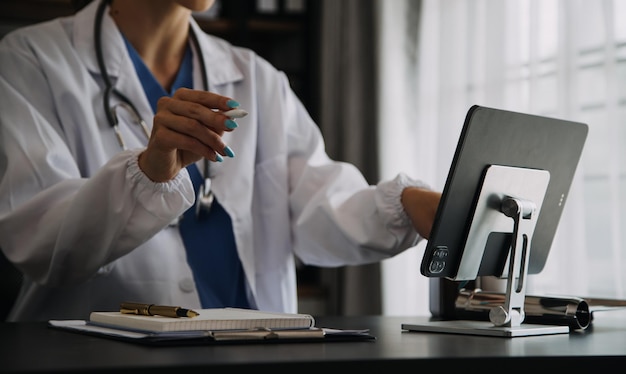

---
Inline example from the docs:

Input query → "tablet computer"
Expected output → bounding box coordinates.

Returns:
[420,105,588,280]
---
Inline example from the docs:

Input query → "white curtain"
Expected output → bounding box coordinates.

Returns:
[378,0,626,316]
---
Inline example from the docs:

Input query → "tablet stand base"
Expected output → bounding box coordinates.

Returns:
[401,320,569,338]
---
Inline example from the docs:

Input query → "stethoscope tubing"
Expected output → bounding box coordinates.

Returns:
[94,0,208,141]
[94,0,214,217]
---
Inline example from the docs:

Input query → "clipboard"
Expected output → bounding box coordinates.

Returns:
[48,320,376,346]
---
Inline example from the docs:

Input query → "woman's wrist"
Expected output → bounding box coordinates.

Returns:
[401,186,441,239]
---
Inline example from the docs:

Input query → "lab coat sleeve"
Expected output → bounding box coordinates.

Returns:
[276,74,427,267]
[0,38,194,286]
[0,135,193,287]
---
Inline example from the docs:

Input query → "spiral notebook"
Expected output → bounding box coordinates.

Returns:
[88,307,315,333]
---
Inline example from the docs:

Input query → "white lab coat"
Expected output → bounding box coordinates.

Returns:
[0,1,425,321]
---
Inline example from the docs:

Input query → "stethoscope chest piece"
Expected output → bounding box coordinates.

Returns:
[195,177,214,218]
[194,158,214,218]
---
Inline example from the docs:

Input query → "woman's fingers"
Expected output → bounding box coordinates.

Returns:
[152,109,228,161]
[172,87,236,111]
[155,89,246,151]
[140,88,245,182]
[169,88,244,131]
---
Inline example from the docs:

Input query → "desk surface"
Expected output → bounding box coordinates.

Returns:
[3,311,626,373]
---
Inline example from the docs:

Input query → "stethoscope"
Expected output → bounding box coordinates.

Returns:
[94,0,214,216]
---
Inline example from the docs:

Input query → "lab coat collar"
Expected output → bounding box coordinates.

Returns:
[73,0,244,89]
[189,19,244,88]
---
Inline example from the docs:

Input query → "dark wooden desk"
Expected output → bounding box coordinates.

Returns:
[3,311,626,373]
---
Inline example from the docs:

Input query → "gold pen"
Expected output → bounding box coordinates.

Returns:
[120,302,199,318]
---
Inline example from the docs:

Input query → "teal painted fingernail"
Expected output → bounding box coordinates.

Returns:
[226,119,238,129]
[224,146,235,158]
[215,154,224,162]
[227,100,240,108]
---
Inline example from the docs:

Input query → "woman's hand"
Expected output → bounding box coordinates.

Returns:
[138,88,242,182]
[401,187,442,239]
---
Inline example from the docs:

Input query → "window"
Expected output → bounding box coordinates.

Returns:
[378,0,626,316]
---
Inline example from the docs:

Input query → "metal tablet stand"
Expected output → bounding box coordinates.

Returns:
[403,165,570,337]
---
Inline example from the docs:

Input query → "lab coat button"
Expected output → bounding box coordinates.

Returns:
[179,278,195,293]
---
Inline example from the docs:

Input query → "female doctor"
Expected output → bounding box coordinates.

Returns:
[0,0,441,321]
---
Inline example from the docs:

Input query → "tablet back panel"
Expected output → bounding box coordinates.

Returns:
[420,105,588,280]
